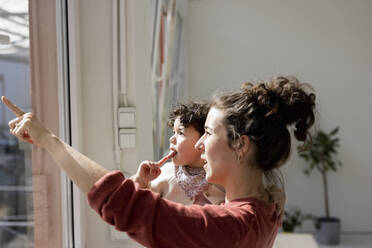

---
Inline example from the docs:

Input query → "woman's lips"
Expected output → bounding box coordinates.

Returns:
[201,157,207,169]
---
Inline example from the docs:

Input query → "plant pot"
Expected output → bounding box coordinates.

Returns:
[315,217,341,245]
[282,222,295,232]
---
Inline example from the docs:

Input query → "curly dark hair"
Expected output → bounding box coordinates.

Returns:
[212,76,316,172]
[168,102,210,135]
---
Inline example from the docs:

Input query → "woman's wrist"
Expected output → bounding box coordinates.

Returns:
[42,133,63,153]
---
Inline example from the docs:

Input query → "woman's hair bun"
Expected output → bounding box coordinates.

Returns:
[241,76,316,141]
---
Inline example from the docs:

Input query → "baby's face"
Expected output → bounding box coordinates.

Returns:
[169,117,204,168]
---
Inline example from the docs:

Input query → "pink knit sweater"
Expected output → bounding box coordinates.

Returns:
[88,171,280,248]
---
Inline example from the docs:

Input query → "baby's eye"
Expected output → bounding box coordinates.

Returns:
[173,130,184,136]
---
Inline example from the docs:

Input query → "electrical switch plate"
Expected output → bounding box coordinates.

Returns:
[119,128,136,148]
[118,107,136,128]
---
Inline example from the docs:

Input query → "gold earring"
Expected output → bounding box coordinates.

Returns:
[237,152,243,164]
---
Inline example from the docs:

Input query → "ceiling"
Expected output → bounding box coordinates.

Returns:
[0,0,29,61]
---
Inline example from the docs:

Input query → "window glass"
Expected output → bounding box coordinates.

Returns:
[0,0,34,247]
[151,0,185,160]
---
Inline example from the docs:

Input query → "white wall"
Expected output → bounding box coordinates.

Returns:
[186,0,372,232]
[74,0,152,247]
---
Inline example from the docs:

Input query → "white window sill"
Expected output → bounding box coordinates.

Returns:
[274,233,372,248]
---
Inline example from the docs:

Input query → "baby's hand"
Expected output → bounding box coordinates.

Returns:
[132,161,161,188]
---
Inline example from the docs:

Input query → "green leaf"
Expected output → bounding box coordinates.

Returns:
[330,127,339,136]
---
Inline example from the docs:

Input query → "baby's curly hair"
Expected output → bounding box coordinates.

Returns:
[168,102,210,135]
[212,76,316,172]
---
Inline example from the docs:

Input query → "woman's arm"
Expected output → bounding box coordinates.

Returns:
[1,96,109,193]
[89,171,246,248]
[44,134,109,193]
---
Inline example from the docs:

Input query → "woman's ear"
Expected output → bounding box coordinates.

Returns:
[236,135,252,163]
[239,135,251,154]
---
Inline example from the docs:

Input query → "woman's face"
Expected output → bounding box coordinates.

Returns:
[195,107,238,185]
[169,117,204,168]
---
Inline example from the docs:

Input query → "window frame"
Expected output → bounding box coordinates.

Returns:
[29,0,64,247]
[56,0,85,247]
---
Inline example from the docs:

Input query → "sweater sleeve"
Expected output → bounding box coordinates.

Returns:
[88,171,250,248]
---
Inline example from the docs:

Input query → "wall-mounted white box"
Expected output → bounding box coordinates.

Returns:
[118,107,136,128]
[119,128,136,148]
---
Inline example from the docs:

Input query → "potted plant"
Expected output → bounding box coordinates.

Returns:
[282,207,303,232]
[297,127,342,245]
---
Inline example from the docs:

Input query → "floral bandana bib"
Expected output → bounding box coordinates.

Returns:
[175,165,209,199]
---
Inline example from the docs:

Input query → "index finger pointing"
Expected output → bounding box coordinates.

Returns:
[1,96,25,117]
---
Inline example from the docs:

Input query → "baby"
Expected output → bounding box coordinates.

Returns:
[132,102,225,205]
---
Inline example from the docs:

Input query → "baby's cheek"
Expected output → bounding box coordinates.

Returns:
[178,140,192,153]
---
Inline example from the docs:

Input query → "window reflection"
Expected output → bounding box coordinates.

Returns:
[0,0,33,247]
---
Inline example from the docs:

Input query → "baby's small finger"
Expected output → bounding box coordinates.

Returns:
[140,161,150,168]
[148,162,157,168]
[152,166,161,174]
[141,163,149,170]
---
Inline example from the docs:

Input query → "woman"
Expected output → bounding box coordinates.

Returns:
[2,76,315,248]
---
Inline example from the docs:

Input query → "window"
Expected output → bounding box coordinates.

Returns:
[151,0,186,160]
[0,0,34,247]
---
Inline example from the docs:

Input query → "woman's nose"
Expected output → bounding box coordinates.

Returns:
[195,135,204,151]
